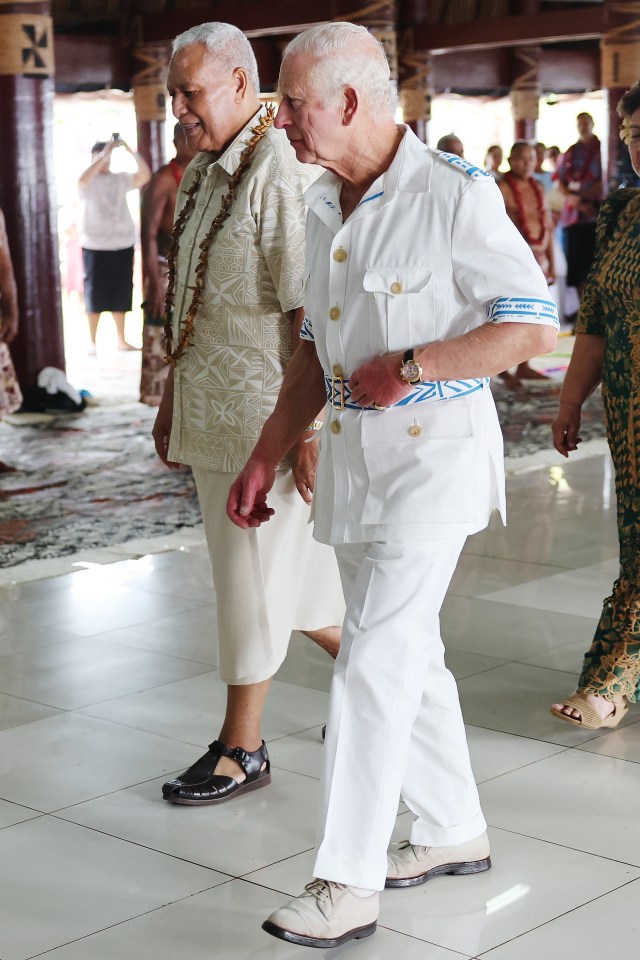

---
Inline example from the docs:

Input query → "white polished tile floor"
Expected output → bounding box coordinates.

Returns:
[2,450,640,959]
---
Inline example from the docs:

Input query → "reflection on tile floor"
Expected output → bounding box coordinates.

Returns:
[2,449,640,959]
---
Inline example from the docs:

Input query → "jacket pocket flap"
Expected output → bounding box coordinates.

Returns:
[361,402,474,445]
[363,266,433,296]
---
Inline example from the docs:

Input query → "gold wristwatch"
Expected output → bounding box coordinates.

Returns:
[399,348,423,385]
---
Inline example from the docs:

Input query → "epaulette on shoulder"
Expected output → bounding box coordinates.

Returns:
[436,152,491,181]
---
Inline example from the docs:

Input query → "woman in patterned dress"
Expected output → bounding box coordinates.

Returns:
[551,82,640,729]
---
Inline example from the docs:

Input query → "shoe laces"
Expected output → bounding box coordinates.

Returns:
[396,840,428,858]
[303,878,347,908]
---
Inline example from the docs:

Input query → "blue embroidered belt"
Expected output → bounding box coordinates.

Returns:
[325,375,490,411]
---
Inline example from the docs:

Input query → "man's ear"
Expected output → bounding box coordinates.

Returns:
[233,68,249,100]
[342,86,359,125]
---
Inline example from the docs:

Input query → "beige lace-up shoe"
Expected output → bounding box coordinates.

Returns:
[262,879,378,948]
[386,831,491,888]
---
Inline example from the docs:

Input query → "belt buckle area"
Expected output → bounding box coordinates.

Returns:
[331,376,345,410]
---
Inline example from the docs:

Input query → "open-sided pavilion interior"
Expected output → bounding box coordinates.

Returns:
[2,5,640,958]
[1,0,638,394]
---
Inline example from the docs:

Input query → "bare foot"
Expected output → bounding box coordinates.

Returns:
[213,752,267,783]
[516,362,550,381]
[117,342,141,352]
[303,626,341,660]
[552,692,621,722]
[87,343,97,357]
[213,755,247,783]
[496,371,521,391]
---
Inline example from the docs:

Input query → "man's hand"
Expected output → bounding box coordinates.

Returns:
[349,352,414,409]
[289,438,318,504]
[152,401,181,469]
[227,458,278,528]
[552,401,582,457]
[0,307,18,344]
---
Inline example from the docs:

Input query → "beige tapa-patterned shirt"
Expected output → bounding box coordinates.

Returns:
[168,107,318,472]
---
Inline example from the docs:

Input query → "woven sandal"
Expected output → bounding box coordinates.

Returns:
[550,693,628,729]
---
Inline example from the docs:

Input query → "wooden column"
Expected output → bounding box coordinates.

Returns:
[510,45,541,142]
[0,0,64,390]
[399,33,432,144]
[601,0,640,187]
[132,41,171,173]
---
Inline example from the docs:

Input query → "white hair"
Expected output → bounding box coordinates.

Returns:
[172,22,260,93]
[282,22,397,114]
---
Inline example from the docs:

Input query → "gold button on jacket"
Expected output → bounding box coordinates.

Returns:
[332,363,344,378]
[329,307,341,321]
[333,248,348,262]
[330,421,341,434]
[409,424,423,438]
[390,281,404,295]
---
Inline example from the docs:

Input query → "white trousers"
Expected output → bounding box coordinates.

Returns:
[313,538,486,891]
[193,467,344,685]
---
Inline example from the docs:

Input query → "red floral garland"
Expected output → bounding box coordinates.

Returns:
[503,172,548,247]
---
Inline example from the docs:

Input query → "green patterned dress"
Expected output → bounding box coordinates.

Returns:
[576,187,640,702]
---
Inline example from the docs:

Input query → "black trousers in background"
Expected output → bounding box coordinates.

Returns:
[82,247,134,313]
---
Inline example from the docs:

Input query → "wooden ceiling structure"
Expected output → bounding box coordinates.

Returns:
[1,0,639,389]
[52,0,607,96]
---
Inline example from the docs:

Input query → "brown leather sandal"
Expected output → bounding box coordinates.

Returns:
[162,739,271,804]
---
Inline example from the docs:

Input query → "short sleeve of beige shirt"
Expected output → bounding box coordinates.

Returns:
[167,112,319,473]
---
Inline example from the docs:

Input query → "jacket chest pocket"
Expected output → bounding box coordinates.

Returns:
[363,266,434,354]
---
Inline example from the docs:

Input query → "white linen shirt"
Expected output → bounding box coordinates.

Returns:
[167,109,319,473]
[302,126,559,545]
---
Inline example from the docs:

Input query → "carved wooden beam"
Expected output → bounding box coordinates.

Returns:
[414,6,606,52]
[138,2,608,51]
[55,34,129,91]
[139,0,338,43]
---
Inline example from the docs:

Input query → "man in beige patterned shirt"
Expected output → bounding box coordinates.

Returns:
[152,22,344,806]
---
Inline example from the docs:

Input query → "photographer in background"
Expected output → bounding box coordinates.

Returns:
[78,134,151,355]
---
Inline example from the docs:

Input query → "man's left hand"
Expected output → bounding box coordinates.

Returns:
[349,352,414,409]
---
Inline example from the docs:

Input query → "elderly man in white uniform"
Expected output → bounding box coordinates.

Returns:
[228,22,558,949]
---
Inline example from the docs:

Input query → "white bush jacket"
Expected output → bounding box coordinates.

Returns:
[301,126,559,545]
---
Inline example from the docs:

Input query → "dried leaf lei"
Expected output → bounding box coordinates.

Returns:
[162,105,276,364]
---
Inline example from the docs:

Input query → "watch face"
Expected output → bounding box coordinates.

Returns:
[402,360,421,382]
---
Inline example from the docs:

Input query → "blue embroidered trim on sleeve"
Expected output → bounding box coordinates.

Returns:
[438,152,491,180]
[486,297,560,330]
[300,315,315,341]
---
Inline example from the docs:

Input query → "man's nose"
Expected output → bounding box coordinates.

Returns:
[274,101,290,129]
[171,93,186,118]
